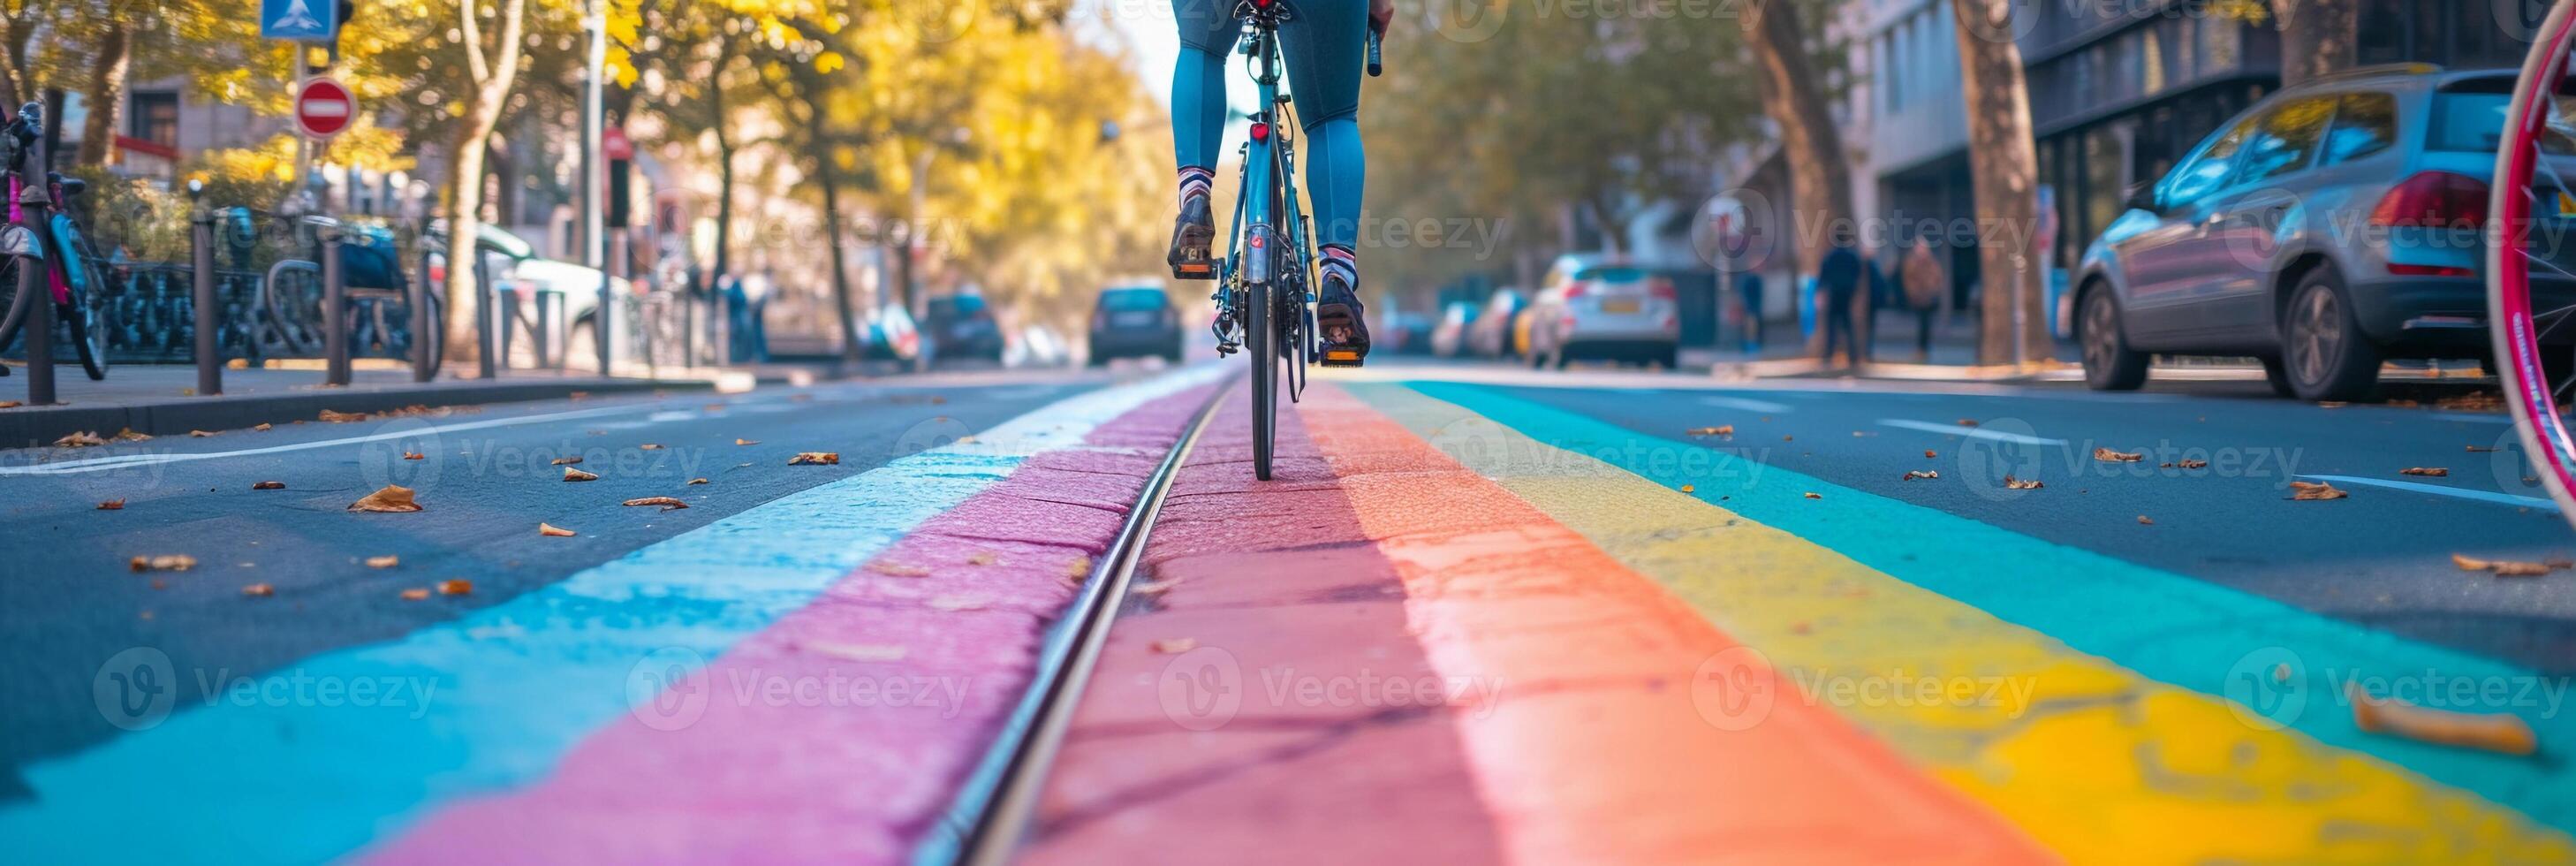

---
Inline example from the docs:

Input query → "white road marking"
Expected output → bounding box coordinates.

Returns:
[2296,475,2559,511]
[0,403,672,476]
[2428,412,2513,425]
[1698,395,1795,414]
[1878,419,2067,447]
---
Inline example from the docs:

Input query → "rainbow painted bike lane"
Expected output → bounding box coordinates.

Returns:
[11,363,2576,864]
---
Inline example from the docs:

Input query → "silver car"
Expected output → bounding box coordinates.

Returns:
[2075,64,2576,400]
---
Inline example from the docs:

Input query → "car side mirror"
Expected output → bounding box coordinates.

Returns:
[2124,181,2160,214]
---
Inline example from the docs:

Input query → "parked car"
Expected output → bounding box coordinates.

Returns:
[1430,300,1478,358]
[1383,310,1436,355]
[2074,64,2576,400]
[1467,287,1527,357]
[924,292,1004,364]
[860,302,921,362]
[424,222,631,367]
[1007,323,1072,368]
[1522,255,1680,368]
[1087,284,1184,365]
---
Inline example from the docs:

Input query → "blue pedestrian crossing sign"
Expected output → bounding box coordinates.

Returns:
[261,0,337,42]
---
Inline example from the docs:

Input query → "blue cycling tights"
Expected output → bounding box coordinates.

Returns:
[1171,0,1367,252]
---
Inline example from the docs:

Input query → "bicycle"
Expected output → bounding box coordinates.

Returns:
[254,207,442,369]
[2493,1,2576,531]
[1207,0,1382,480]
[0,102,113,381]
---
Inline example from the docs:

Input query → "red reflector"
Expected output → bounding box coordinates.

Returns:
[1250,233,1265,248]
[2388,263,2474,277]
[1250,122,1269,142]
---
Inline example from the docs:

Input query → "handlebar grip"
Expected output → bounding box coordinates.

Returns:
[1366,26,1383,77]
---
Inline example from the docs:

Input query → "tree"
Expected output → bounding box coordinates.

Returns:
[2262,0,2359,86]
[1949,0,2047,364]
[436,0,533,367]
[1740,0,1852,276]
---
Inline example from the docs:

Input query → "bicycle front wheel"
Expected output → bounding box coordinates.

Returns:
[1246,278,1277,481]
[2491,0,2576,532]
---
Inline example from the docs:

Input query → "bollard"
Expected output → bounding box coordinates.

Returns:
[190,185,222,395]
[536,289,561,368]
[597,232,620,376]
[17,168,56,406]
[409,250,433,383]
[682,289,698,368]
[474,253,497,380]
[322,224,351,386]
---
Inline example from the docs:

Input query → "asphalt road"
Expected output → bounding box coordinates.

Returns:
[0,364,1166,800]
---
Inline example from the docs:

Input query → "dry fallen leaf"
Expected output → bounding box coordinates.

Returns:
[639,443,664,451]
[869,561,932,577]
[252,481,286,490]
[623,496,688,511]
[2467,444,2498,453]
[1957,419,1980,428]
[2137,515,2155,526]
[129,554,198,572]
[2318,401,2349,408]
[189,429,217,437]
[928,595,988,612]
[789,452,840,466]
[562,467,600,482]
[439,579,474,596]
[254,423,273,431]
[1065,557,1094,582]
[110,429,151,443]
[2401,467,2450,477]
[241,583,275,597]
[0,399,19,408]
[538,523,576,537]
[1686,425,1735,437]
[568,391,590,400]
[551,455,583,466]
[2161,459,2209,470]
[1131,581,1176,596]
[806,642,907,662]
[400,588,431,601]
[687,477,709,485]
[1803,491,1822,499]
[966,551,1000,566]
[2289,481,2348,501]
[55,431,106,447]
[318,409,367,422]
[97,499,125,511]
[402,452,426,461]
[2348,683,2537,756]
[1901,470,1939,481]
[2094,447,2145,463]
[1152,638,1197,654]
[350,485,422,512]
[2004,475,2044,490]
[365,555,399,569]
[735,438,760,445]
[2451,553,2561,577]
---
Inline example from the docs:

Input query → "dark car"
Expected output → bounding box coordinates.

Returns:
[924,293,1004,364]
[1088,285,1184,365]
[2074,64,2576,400]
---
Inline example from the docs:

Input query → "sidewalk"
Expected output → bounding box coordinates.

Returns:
[0,363,716,448]
[1686,308,2083,382]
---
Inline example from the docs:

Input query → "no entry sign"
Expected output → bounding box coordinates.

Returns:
[295,78,355,140]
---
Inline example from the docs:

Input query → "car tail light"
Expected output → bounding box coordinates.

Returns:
[1564,281,1587,300]
[2370,171,2489,229]
[1649,277,1676,300]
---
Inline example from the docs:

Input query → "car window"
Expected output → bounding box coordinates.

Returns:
[2235,96,2337,185]
[1099,288,1168,311]
[2161,118,2254,206]
[2321,92,2398,164]
[1575,266,1645,282]
[2429,90,2576,155]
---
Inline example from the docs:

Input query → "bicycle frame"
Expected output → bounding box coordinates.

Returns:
[1218,1,1317,371]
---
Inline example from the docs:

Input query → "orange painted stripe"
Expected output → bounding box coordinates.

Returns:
[1299,382,2052,864]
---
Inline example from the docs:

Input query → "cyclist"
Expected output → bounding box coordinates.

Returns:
[1167,0,1390,365]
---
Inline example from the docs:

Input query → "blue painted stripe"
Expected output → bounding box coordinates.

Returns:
[1403,380,2576,837]
[0,366,1224,865]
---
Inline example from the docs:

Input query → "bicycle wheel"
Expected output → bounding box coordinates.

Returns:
[263,260,324,356]
[64,230,113,379]
[1247,277,1277,481]
[2492,0,2576,531]
[0,254,27,353]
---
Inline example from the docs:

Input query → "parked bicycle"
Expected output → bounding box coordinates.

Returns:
[1206,0,1383,480]
[249,206,442,369]
[0,102,113,381]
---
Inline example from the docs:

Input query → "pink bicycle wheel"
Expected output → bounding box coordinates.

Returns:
[2491,0,2576,532]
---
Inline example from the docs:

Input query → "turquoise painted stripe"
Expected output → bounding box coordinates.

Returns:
[1399,380,2576,837]
[0,367,1224,865]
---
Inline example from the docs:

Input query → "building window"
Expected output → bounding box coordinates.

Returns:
[129,92,178,148]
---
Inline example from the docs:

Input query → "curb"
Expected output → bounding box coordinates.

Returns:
[0,376,710,449]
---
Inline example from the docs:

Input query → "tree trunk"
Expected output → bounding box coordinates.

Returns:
[709,49,733,291]
[73,22,130,167]
[1951,0,2049,366]
[2273,0,2359,86]
[440,0,530,368]
[1739,0,1852,277]
[810,116,862,367]
[0,11,37,110]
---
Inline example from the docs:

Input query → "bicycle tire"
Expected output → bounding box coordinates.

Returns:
[2491,0,2576,533]
[0,255,28,353]
[66,231,112,379]
[263,259,323,356]
[1248,277,1277,482]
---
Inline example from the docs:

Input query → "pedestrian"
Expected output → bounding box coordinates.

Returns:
[1902,239,1946,363]
[1737,270,1767,353]
[1815,226,1863,368]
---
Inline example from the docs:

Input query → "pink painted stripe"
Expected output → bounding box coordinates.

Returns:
[366,384,1218,865]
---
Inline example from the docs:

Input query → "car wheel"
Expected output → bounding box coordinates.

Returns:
[2260,355,2297,399]
[2281,269,2381,402]
[2079,287,2149,391]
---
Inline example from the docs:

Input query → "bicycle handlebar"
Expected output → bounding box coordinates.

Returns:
[1366,24,1383,77]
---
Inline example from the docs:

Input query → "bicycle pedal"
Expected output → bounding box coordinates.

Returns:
[1319,349,1364,368]
[1171,261,1216,280]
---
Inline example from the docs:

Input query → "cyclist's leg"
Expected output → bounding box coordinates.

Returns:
[1280,0,1369,362]
[1168,0,1237,279]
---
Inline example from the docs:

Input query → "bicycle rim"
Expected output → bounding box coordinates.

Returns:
[1247,279,1277,481]
[2492,0,2576,532]
[0,256,27,352]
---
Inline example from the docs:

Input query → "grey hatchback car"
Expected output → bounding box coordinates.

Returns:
[2076,65,2554,400]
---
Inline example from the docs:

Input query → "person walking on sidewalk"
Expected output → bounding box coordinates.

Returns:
[1901,239,1946,363]
[1816,227,1864,368]
[1736,270,1767,353]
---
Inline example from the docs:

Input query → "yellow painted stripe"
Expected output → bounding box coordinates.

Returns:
[1356,384,2576,865]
